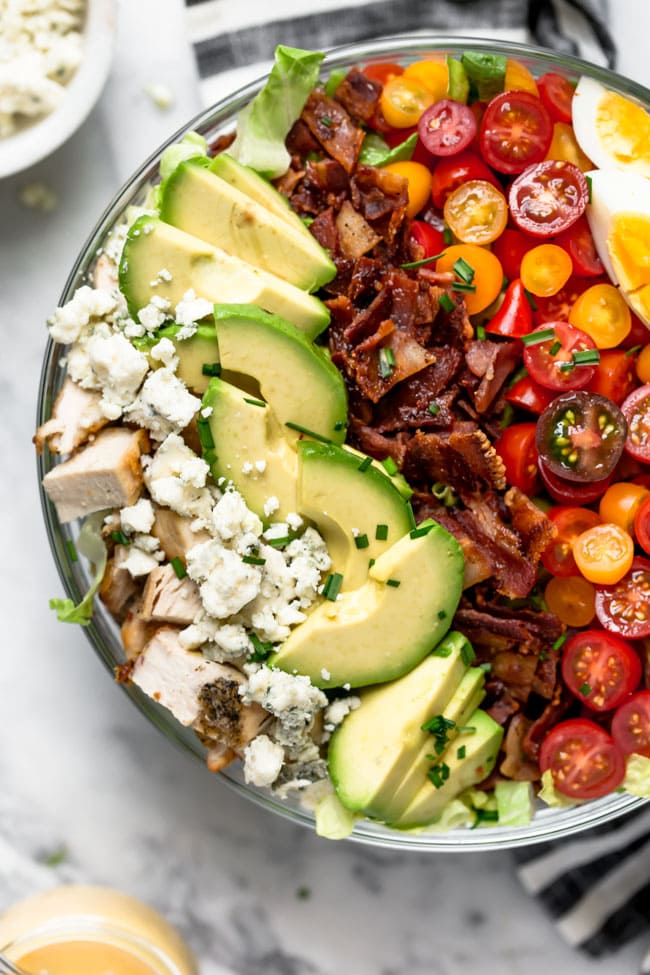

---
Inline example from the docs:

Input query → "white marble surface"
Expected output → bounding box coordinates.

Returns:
[1,2,649,972]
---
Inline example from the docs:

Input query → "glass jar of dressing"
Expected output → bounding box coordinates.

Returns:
[0,886,198,975]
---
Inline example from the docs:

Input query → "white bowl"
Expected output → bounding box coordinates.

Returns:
[0,0,117,179]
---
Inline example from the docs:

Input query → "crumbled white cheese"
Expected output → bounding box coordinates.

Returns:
[179,618,250,659]
[174,289,213,333]
[243,735,284,788]
[144,433,214,524]
[126,368,201,440]
[120,498,155,535]
[254,460,266,473]
[18,181,58,211]
[263,496,280,518]
[241,461,254,475]
[186,540,262,618]
[48,286,119,344]
[211,490,263,542]
[121,546,160,578]
[143,82,173,110]
[137,296,171,333]
[150,337,178,371]
[84,331,149,419]
[324,696,361,730]
[286,512,303,531]
[242,667,327,719]
[321,668,331,682]
[201,406,213,418]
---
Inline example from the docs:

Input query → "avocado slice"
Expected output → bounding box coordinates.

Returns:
[199,377,298,520]
[161,159,335,292]
[270,522,464,689]
[328,632,470,817]
[210,153,311,232]
[297,441,411,590]
[394,709,504,829]
[134,323,220,395]
[119,216,330,338]
[213,304,347,445]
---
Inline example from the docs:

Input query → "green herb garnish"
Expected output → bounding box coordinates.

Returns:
[170,556,187,579]
[378,346,396,378]
[244,397,267,408]
[202,362,221,377]
[354,533,369,549]
[322,572,344,601]
[285,422,333,444]
[439,292,455,313]
[386,579,400,588]
[111,530,130,546]
[375,524,388,541]
[357,456,372,472]
[522,327,555,346]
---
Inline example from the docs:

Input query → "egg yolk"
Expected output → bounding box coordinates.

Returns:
[608,213,650,324]
[596,91,650,178]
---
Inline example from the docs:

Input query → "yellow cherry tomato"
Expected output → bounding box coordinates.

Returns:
[504,59,539,96]
[636,344,650,383]
[573,523,635,585]
[520,244,573,297]
[599,482,650,535]
[383,161,432,218]
[403,59,449,101]
[568,283,632,348]
[544,575,596,627]
[380,76,435,128]
[436,244,504,315]
[443,180,508,246]
[545,122,594,172]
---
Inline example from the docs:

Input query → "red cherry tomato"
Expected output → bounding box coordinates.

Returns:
[538,458,612,505]
[621,384,650,463]
[533,275,608,326]
[562,630,642,711]
[506,375,556,415]
[479,91,553,175]
[429,150,501,210]
[536,391,627,484]
[492,228,537,282]
[540,719,626,799]
[612,691,650,757]
[523,322,598,391]
[509,160,589,238]
[635,495,650,555]
[494,422,539,494]
[409,220,446,259]
[537,72,575,124]
[485,279,533,339]
[595,557,650,640]
[585,350,638,406]
[555,217,605,277]
[383,125,417,147]
[362,62,404,85]
[417,99,477,157]
[541,506,601,577]
[620,311,650,350]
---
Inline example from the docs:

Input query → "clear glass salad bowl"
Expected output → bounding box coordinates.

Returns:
[37,34,649,851]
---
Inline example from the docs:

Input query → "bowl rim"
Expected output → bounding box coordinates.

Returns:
[36,33,648,851]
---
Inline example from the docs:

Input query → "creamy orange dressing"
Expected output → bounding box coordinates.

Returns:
[18,940,159,975]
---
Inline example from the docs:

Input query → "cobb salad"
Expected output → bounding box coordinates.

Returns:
[37,44,650,837]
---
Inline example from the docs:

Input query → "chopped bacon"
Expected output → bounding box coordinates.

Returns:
[350,165,408,243]
[522,690,573,762]
[286,118,320,156]
[336,200,381,259]
[302,90,364,173]
[491,651,539,702]
[373,355,463,431]
[500,714,541,780]
[504,487,557,565]
[334,68,382,124]
[310,207,338,254]
[403,427,507,494]
[465,339,520,413]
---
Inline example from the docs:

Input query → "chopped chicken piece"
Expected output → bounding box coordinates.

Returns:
[92,252,119,291]
[140,563,202,626]
[151,505,210,562]
[42,428,150,523]
[120,599,161,660]
[34,378,107,455]
[99,544,141,620]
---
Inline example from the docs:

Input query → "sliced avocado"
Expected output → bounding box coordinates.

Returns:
[270,522,464,689]
[134,324,219,395]
[343,443,413,501]
[328,632,470,816]
[298,441,410,590]
[119,216,330,338]
[161,160,335,292]
[394,709,504,829]
[199,377,298,520]
[213,304,347,445]
[382,666,486,822]
[210,153,311,233]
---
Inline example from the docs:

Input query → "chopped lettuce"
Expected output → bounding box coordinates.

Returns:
[230,45,325,179]
[422,798,477,832]
[159,131,207,183]
[538,770,582,809]
[358,132,418,167]
[495,780,534,826]
[461,52,506,101]
[50,513,108,626]
[622,754,650,798]
[325,68,347,98]
[315,792,357,839]
[447,56,470,104]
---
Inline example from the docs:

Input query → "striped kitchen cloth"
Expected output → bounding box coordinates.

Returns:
[182,0,649,968]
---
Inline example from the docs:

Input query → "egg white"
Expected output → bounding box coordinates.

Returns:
[573,75,650,178]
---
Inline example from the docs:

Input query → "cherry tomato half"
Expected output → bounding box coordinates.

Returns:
[599,482,650,536]
[536,391,627,483]
[533,275,608,327]
[545,122,594,172]
[410,220,446,259]
[504,59,539,96]
[506,374,556,414]
[479,91,553,175]
[562,630,641,711]
[486,279,533,339]
[585,349,638,406]
[521,243,573,297]
[621,384,650,463]
[435,244,503,315]
[634,495,650,555]
[574,523,634,585]
[509,160,589,238]
[523,322,597,392]
[545,575,596,627]
[443,179,508,245]
[537,72,575,124]
[612,691,650,757]
[555,217,604,277]
[380,76,434,128]
[569,283,632,349]
[540,719,626,800]
[621,312,650,351]
[403,59,449,101]
[494,422,539,494]
[430,150,501,210]
[637,345,650,384]
[493,229,537,282]
[418,99,477,157]
[383,161,432,218]
[362,62,404,85]
[595,557,650,639]
[538,458,612,505]
[541,505,601,577]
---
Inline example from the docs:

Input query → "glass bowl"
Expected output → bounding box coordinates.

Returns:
[37,34,649,851]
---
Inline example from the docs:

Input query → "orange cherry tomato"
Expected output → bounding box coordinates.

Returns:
[569,283,632,349]
[544,575,596,627]
[443,180,508,246]
[362,62,404,85]
[436,244,504,315]
[380,76,435,128]
[383,161,432,218]
[636,344,650,384]
[573,523,635,585]
[521,244,573,297]
[599,482,650,535]
[403,59,449,101]
[504,59,539,96]
[545,122,594,172]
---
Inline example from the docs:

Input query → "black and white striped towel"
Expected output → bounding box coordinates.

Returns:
[182,0,649,967]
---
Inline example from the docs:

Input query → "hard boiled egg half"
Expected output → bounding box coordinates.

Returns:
[587,170,650,328]
[573,76,650,179]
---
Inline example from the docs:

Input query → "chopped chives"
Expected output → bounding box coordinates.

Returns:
[250,633,273,662]
[524,289,538,310]
[375,524,388,541]
[400,250,447,270]
[579,682,592,696]
[285,422,333,444]
[111,530,130,546]
[522,327,555,346]
[457,726,477,734]
[170,556,186,579]
[476,325,486,340]
[322,572,344,601]
[460,642,476,666]
[198,420,215,450]
[626,345,642,358]
[354,533,369,549]
[386,579,400,587]
[321,115,332,127]
[553,633,568,651]
[382,456,398,475]
[66,539,78,563]
[457,745,466,760]
[244,397,267,408]
[438,610,447,620]
[453,256,475,284]
[406,501,416,530]
[242,555,266,565]
[439,292,455,314]
[428,762,451,789]
[549,340,562,356]
[201,362,221,377]
[479,662,492,673]
[266,536,291,548]
[585,173,592,203]
[357,456,372,472]
[443,226,453,245]
[559,360,575,372]
[474,809,499,824]
[410,524,434,539]
[334,420,345,430]
[573,349,600,366]
[539,651,548,661]
[378,346,395,379]
[368,558,376,568]
[432,643,453,657]
[428,401,439,416]
[451,281,477,294]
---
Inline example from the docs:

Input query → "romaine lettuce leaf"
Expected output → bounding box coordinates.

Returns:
[622,754,650,798]
[159,131,207,183]
[538,770,582,808]
[50,513,108,626]
[358,132,418,167]
[495,780,534,826]
[461,52,506,101]
[230,46,325,179]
